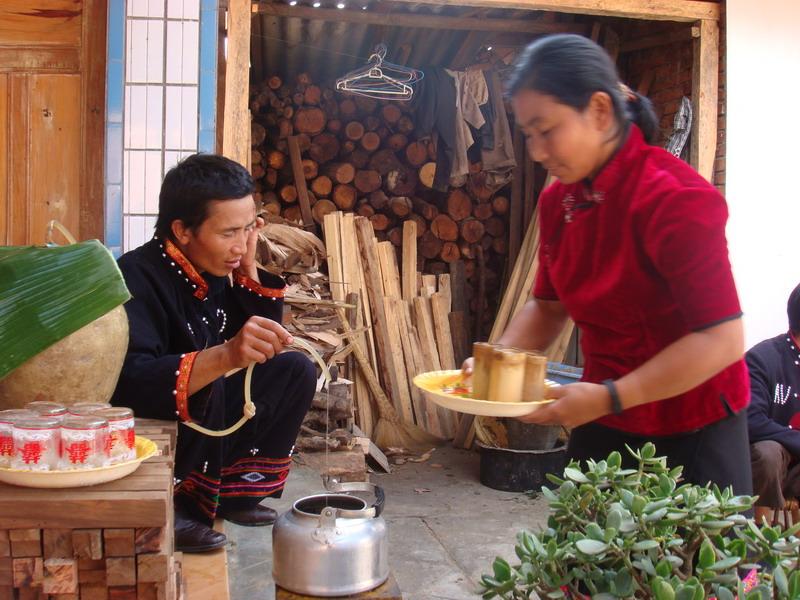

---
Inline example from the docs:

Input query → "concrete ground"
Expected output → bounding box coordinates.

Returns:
[226,446,551,600]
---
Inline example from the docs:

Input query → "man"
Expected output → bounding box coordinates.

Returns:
[112,154,315,552]
[747,282,800,520]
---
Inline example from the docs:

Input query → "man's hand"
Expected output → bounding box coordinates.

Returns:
[517,382,611,428]
[236,215,265,281]
[224,316,293,369]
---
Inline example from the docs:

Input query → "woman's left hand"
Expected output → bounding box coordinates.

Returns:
[237,216,265,281]
[516,382,610,427]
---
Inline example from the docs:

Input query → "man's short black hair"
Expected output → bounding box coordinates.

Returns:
[154,153,255,239]
[789,283,800,335]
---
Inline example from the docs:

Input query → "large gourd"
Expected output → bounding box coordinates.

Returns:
[0,240,131,408]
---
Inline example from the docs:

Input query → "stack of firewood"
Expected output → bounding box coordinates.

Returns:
[249,72,510,337]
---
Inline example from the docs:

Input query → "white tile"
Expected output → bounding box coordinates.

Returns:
[125,151,147,214]
[147,0,165,18]
[123,151,131,212]
[181,21,199,85]
[164,87,183,149]
[123,85,132,147]
[126,216,148,251]
[125,20,132,82]
[145,86,164,148]
[167,0,183,19]
[144,151,162,214]
[145,216,158,239]
[181,86,198,151]
[127,0,149,17]
[165,21,183,84]
[183,0,200,20]
[126,86,147,148]
[127,20,148,83]
[145,20,165,83]
[164,150,183,175]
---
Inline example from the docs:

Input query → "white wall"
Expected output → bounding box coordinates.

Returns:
[726,0,800,348]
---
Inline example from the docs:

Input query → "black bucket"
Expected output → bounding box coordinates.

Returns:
[478,442,567,492]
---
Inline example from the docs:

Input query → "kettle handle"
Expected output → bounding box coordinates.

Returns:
[322,478,385,518]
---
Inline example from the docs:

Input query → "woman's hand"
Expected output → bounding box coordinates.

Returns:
[237,215,265,281]
[461,356,475,376]
[517,382,611,428]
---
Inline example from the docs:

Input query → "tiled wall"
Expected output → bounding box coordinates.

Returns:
[105,0,217,255]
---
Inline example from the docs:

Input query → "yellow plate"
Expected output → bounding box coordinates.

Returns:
[0,436,158,489]
[412,370,557,417]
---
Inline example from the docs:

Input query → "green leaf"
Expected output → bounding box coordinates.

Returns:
[698,540,715,570]
[716,587,734,600]
[789,570,800,599]
[606,508,622,532]
[0,240,130,378]
[563,467,590,483]
[653,577,676,600]
[632,540,660,551]
[586,523,605,541]
[607,450,622,469]
[492,558,511,581]
[645,507,669,522]
[655,559,673,578]
[641,442,656,460]
[709,556,740,572]
[575,539,608,555]
[632,495,647,516]
[620,489,634,508]
[614,570,634,597]
[774,565,789,597]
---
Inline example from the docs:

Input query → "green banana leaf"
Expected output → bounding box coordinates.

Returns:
[0,240,131,379]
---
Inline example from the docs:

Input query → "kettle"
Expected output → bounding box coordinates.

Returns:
[272,479,388,596]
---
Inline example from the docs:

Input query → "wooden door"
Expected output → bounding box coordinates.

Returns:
[0,0,106,246]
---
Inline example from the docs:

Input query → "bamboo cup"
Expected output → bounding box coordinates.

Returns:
[487,348,526,402]
[522,352,548,402]
[471,342,496,400]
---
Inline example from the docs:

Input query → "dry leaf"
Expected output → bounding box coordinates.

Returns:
[414,488,431,494]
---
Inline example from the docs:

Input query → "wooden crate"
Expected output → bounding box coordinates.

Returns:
[0,421,182,600]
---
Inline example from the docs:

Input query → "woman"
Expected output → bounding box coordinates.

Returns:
[466,34,751,494]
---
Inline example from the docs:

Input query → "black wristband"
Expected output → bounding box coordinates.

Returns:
[602,379,624,415]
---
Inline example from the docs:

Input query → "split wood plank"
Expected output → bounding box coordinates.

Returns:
[323,212,345,302]
[691,18,719,183]
[401,220,417,301]
[420,274,437,298]
[287,136,315,228]
[436,274,452,313]
[509,126,525,268]
[412,296,442,374]
[377,241,402,300]
[346,292,374,438]
[430,292,458,437]
[402,301,443,437]
[382,297,417,425]
[354,217,411,423]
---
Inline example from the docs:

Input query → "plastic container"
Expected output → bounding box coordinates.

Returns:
[12,416,61,471]
[94,407,136,464]
[0,409,36,468]
[25,401,67,421]
[60,415,109,470]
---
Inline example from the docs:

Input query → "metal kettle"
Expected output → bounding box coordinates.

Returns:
[272,479,389,597]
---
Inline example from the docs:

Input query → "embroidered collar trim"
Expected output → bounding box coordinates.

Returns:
[160,237,209,301]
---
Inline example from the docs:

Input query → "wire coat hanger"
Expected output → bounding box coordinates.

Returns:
[335,44,424,101]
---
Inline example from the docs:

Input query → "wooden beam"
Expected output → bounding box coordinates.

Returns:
[222,0,251,168]
[379,0,719,22]
[254,2,588,34]
[620,27,694,54]
[690,18,718,183]
[287,136,314,228]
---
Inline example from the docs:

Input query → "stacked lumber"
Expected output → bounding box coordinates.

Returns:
[0,421,183,600]
[323,212,463,442]
[249,72,509,339]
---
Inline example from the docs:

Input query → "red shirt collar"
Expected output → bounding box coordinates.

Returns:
[583,124,644,197]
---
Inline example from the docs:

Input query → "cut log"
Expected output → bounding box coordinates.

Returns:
[339,98,357,119]
[252,164,265,180]
[388,227,403,247]
[473,202,494,220]
[419,230,443,259]
[412,198,438,221]
[278,118,293,139]
[485,216,505,237]
[492,195,509,215]
[419,162,436,189]
[309,133,340,164]
[397,115,414,134]
[303,85,321,106]
[267,76,282,90]
[364,115,380,131]
[296,133,312,152]
[360,131,381,152]
[354,170,382,194]
[369,149,402,175]
[440,242,461,263]
[265,168,278,189]
[263,194,281,216]
[460,217,486,244]
[280,185,298,203]
[345,121,365,141]
[389,196,413,217]
[251,122,267,146]
[293,92,305,106]
[376,126,390,140]
[356,200,375,218]
[332,184,357,210]
[326,118,342,133]
[385,168,417,196]
[492,237,508,254]
[284,205,302,223]
[369,189,389,211]
[467,171,494,202]
[296,72,311,86]
[349,148,371,169]
[341,139,357,155]
[355,96,378,115]
[409,213,427,237]
[387,133,408,151]
[302,158,318,180]
[310,175,333,197]
[405,141,428,167]
[369,213,391,232]
[446,189,472,221]
[431,214,458,241]
[267,150,286,170]
[312,198,337,224]
[324,162,355,184]
[294,107,326,135]
[251,149,263,166]
[381,104,402,125]
[282,105,294,119]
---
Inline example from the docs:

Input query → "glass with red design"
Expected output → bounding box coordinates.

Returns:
[11,416,61,471]
[0,409,36,468]
[94,407,136,464]
[59,416,108,470]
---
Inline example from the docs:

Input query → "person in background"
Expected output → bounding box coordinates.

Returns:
[464,34,752,495]
[746,283,800,522]
[112,154,315,552]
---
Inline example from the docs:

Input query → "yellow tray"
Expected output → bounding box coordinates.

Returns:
[412,370,556,417]
[0,436,158,489]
